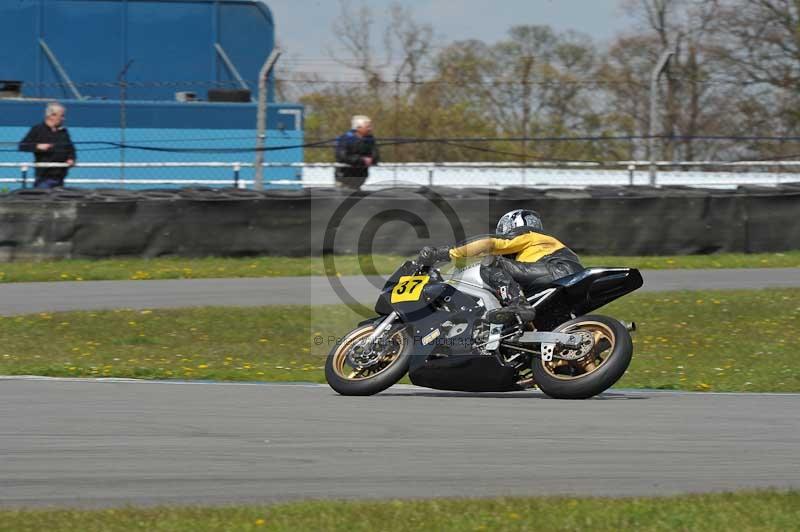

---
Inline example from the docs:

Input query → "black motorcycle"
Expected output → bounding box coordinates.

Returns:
[325,258,643,399]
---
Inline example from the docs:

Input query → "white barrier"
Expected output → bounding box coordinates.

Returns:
[0,161,799,189]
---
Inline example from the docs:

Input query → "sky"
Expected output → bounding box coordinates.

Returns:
[265,0,637,79]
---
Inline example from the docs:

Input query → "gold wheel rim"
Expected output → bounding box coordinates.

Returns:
[331,326,406,381]
[541,321,616,381]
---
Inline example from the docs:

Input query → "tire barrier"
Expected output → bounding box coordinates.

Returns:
[1,185,798,260]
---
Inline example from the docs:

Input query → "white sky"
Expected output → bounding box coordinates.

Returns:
[266,0,636,79]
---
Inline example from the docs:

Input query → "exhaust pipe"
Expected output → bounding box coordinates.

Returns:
[622,320,637,332]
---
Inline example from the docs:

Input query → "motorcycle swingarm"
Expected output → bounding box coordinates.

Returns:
[506,331,586,362]
[514,331,583,350]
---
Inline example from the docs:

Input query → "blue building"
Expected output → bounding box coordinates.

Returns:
[0,0,304,189]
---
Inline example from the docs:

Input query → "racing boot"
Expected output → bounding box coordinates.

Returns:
[484,299,537,325]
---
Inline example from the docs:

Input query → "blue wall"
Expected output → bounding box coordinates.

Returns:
[0,99,304,189]
[0,0,278,101]
[0,1,304,189]
[0,99,302,130]
[1,126,303,189]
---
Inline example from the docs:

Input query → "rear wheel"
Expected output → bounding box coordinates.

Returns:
[325,323,412,396]
[532,315,632,399]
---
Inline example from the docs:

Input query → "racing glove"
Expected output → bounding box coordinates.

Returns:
[417,246,451,266]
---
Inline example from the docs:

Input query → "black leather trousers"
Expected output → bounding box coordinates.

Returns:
[479,255,583,304]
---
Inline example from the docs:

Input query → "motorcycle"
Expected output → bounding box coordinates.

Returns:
[325,258,643,399]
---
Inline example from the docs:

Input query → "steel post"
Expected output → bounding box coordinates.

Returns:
[254,49,281,191]
[649,49,674,186]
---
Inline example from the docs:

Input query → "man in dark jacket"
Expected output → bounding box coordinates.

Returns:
[18,102,76,188]
[334,115,379,190]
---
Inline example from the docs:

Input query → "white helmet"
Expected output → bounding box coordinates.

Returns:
[496,209,543,235]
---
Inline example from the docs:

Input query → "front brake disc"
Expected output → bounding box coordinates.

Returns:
[346,337,395,369]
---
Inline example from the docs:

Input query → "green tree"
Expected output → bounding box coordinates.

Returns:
[431,26,609,162]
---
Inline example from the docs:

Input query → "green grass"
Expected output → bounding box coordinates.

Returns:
[0,251,798,283]
[0,255,404,283]
[584,251,800,270]
[0,305,354,382]
[615,289,800,392]
[1,289,798,392]
[1,491,799,531]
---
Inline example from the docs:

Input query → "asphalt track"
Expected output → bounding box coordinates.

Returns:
[2,270,799,508]
[1,268,799,315]
[1,378,798,508]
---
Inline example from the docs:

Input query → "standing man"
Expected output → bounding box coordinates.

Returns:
[334,115,379,190]
[18,102,76,188]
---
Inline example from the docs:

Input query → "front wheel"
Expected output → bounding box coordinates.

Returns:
[532,315,632,399]
[325,322,413,396]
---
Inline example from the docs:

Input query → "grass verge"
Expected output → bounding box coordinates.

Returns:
[0,251,798,283]
[1,491,799,531]
[1,289,798,392]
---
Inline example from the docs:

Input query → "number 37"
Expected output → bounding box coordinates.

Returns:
[391,275,430,302]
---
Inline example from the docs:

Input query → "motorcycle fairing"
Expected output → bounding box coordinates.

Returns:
[409,353,522,392]
[375,260,441,316]
[551,268,644,315]
[388,277,522,392]
[405,303,521,392]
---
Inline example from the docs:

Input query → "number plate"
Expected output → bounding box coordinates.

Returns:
[390,275,430,303]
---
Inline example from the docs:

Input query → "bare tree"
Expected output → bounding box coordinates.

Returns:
[329,1,436,87]
[709,0,800,157]
[388,4,434,86]
[329,0,390,88]
[605,0,736,161]
[711,0,800,89]
[431,25,601,161]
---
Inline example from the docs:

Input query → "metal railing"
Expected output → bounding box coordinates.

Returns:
[1,161,799,189]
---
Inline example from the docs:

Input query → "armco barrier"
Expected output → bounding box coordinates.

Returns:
[0,186,798,261]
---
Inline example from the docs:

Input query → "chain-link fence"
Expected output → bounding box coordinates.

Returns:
[3,161,800,191]
[2,78,800,190]
[0,79,303,190]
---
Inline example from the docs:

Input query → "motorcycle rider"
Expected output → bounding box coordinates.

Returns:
[417,209,583,322]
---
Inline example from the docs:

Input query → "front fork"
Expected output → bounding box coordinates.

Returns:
[363,311,399,348]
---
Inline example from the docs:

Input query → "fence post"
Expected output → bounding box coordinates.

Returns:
[118,59,134,185]
[649,48,674,186]
[254,49,281,191]
[428,167,434,187]
[628,164,635,186]
[21,164,29,189]
[233,163,241,188]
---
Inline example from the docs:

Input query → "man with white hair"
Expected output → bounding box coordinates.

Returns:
[334,115,379,189]
[18,101,76,188]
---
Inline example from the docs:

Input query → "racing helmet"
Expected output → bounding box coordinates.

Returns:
[496,209,543,235]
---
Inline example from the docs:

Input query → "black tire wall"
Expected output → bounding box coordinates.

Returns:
[0,185,798,260]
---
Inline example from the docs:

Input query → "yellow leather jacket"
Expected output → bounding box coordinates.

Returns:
[449,231,574,264]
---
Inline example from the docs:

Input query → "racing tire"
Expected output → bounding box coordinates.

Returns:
[532,314,632,399]
[325,323,413,396]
